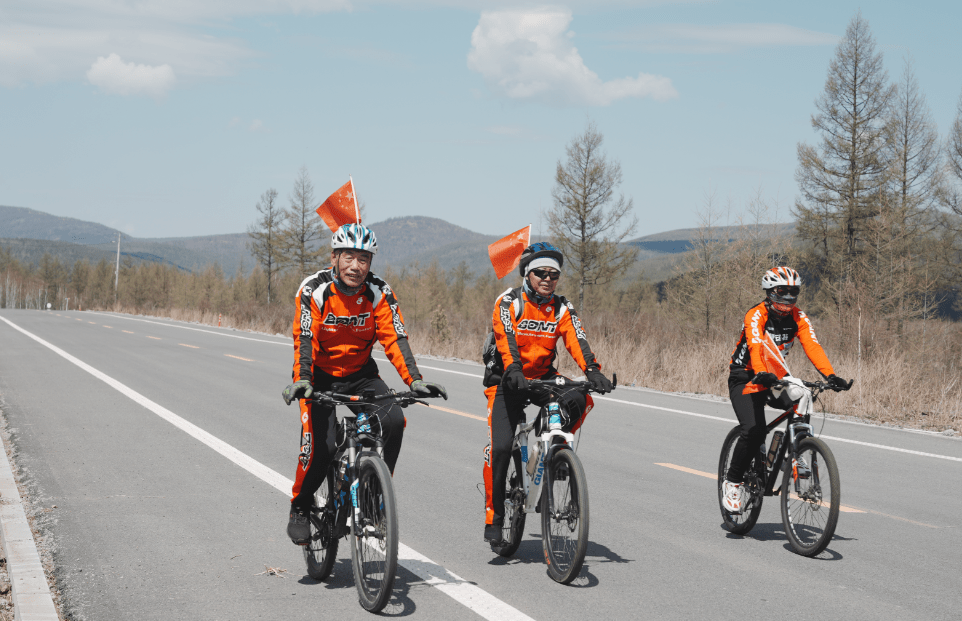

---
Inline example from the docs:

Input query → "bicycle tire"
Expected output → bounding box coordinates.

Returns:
[304,469,339,581]
[718,426,764,534]
[541,448,589,584]
[491,447,527,557]
[350,453,398,612]
[780,437,840,557]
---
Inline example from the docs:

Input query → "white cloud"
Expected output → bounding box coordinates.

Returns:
[611,23,839,54]
[87,53,176,98]
[250,119,264,131]
[467,7,677,107]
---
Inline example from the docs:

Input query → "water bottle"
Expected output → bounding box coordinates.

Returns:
[526,442,541,477]
[767,431,784,469]
[548,403,562,431]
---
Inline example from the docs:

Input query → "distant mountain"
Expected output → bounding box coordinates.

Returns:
[0,204,796,283]
[0,205,123,245]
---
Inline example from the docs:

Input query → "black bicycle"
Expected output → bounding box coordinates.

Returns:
[302,388,436,612]
[492,375,615,583]
[718,376,853,556]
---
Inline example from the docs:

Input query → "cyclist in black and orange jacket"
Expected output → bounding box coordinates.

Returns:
[722,266,849,514]
[482,242,613,545]
[280,223,447,545]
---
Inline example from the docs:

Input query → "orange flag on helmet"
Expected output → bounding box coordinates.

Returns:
[316,178,360,233]
[488,225,531,280]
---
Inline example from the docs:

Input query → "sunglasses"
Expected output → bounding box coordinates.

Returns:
[531,269,561,281]
[774,286,800,297]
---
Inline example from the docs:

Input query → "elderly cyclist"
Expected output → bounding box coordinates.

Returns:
[281,223,447,545]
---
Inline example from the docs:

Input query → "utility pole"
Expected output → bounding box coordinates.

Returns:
[114,233,121,304]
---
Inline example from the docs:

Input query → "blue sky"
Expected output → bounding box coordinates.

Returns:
[2,1,961,240]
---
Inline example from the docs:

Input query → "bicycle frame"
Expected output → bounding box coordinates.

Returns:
[755,380,820,497]
[513,419,575,514]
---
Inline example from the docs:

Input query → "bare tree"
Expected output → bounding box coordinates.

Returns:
[548,122,638,311]
[278,167,328,276]
[794,11,894,275]
[884,58,941,218]
[247,188,282,304]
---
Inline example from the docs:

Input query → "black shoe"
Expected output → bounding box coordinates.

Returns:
[288,505,311,545]
[484,521,504,545]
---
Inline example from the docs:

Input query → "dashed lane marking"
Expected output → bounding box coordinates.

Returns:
[419,403,486,421]
[103,325,112,328]
[122,330,134,334]
[0,316,536,621]
[655,462,866,515]
[86,317,962,464]
[147,336,161,340]
[180,344,199,349]
[225,354,254,362]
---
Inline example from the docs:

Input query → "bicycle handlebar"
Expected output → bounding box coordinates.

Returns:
[309,390,439,408]
[778,378,854,392]
[526,372,618,395]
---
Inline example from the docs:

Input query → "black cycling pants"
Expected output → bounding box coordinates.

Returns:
[726,378,770,484]
[485,379,586,525]
[291,361,405,508]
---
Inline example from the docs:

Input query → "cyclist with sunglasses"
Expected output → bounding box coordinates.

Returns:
[722,266,848,513]
[481,242,613,544]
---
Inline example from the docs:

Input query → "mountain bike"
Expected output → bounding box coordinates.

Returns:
[302,388,437,612]
[718,376,853,556]
[491,375,615,584]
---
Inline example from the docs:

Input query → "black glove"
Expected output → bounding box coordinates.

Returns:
[411,379,448,400]
[827,374,849,391]
[752,372,778,388]
[502,363,529,393]
[586,368,613,394]
[282,379,313,405]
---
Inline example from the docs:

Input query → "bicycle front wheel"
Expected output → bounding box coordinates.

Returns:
[541,448,589,584]
[491,447,527,557]
[718,426,764,534]
[780,437,840,557]
[304,469,339,581]
[350,454,398,612]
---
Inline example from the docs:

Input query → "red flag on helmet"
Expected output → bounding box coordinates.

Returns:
[316,178,360,233]
[488,225,531,280]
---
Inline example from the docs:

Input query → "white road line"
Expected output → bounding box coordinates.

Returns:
[79,317,962,464]
[396,360,962,464]
[88,312,288,345]
[0,316,535,621]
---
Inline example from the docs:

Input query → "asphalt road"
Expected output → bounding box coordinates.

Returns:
[1,309,960,620]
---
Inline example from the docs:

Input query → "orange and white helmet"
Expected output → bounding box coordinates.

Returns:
[762,267,801,314]
[761,266,801,290]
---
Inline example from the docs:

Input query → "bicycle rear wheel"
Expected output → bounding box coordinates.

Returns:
[541,448,588,584]
[350,454,398,612]
[304,469,339,581]
[780,437,840,557]
[491,447,527,557]
[718,426,764,534]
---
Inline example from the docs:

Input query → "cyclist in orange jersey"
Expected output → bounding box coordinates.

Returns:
[482,242,613,544]
[281,223,447,545]
[722,267,849,514]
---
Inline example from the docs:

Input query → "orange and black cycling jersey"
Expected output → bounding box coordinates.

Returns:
[292,268,421,386]
[730,300,834,394]
[492,286,600,379]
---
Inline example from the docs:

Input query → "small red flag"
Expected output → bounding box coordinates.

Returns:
[316,179,359,233]
[488,225,531,280]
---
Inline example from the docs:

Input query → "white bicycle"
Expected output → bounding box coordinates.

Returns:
[491,375,615,584]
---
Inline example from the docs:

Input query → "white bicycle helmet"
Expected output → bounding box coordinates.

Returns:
[331,223,377,255]
[761,266,801,290]
[762,267,801,313]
